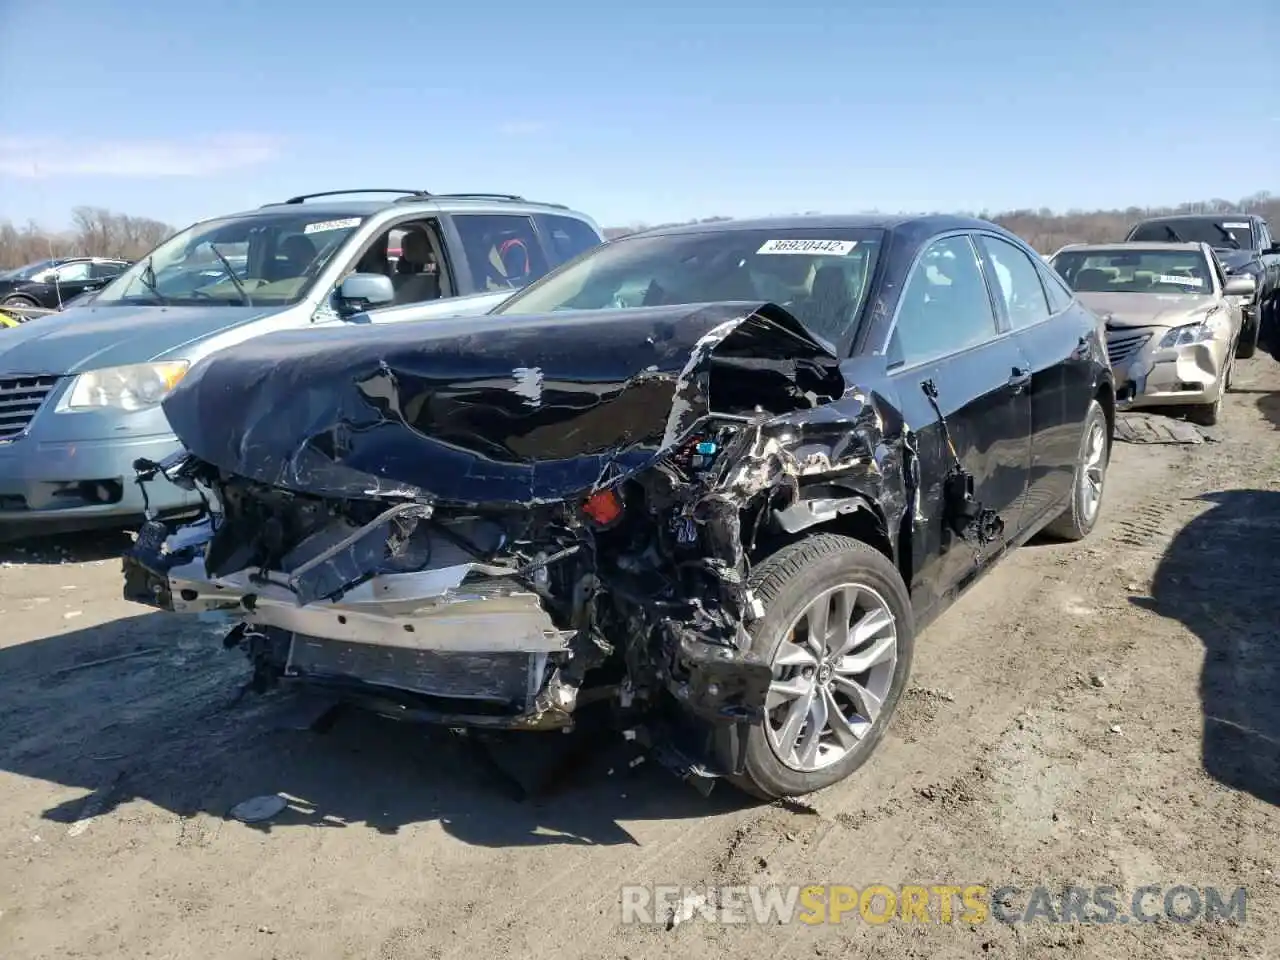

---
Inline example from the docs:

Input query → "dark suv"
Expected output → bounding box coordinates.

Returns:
[1125,213,1280,357]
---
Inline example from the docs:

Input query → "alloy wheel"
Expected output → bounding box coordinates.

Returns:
[1081,419,1107,524]
[765,583,898,772]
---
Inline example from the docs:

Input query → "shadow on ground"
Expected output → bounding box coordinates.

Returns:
[0,611,753,847]
[1257,393,1280,430]
[1136,489,1280,806]
[0,527,135,565]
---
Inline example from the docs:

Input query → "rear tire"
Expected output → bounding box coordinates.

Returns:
[1043,399,1109,542]
[714,534,914,800]
[1,295,37,309]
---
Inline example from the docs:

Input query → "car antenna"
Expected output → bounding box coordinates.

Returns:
[920,378,1003,547]
[33,160,65,311]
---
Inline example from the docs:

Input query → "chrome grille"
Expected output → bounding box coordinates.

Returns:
[1106,331,1150,368]
[0,375,59,442]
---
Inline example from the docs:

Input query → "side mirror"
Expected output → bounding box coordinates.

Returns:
[337,272,394,315]
[1223,274,1257,298]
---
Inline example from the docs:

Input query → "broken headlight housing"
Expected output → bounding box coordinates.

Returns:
[56,360,189,412]
[1158,313,1227,349]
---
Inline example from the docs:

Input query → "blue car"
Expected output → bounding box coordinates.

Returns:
[0,189,603,537]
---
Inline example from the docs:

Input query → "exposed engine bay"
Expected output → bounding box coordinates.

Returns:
[121,301,981,786]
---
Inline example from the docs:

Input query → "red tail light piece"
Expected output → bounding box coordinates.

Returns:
[582,489,623,526]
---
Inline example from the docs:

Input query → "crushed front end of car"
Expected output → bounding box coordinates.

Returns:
[122,303,911,783]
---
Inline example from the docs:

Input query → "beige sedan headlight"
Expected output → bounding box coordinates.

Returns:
[56,361,189,412]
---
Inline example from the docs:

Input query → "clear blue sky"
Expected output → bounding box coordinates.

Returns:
[1,0,1276,230]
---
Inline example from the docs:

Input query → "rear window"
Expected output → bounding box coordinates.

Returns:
[534,213,603,266]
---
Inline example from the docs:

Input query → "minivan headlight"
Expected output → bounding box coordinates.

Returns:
[57,361,189,412]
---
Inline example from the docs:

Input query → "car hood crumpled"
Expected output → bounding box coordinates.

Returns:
[1075,292,1219,330]
[160,302,846,505]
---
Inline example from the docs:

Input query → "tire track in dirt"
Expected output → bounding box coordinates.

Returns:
[446,435,1200,958]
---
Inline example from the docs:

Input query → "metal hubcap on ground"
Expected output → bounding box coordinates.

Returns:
[1081,420,1106,523]
[765,583,898,772]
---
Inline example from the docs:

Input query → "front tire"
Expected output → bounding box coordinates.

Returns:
[1043,398,1109,542]
[1187,391,1222,427]
[1,295,37,309]
[715,534,914,800]
[1236,309,1259,359]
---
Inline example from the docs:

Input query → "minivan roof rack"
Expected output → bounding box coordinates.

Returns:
[396,192,525,203]
[280,189,432,204]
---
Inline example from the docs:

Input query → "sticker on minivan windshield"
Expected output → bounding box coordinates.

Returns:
[757,239,857,256]
[1155,274,1204,287]
[303,217,362,234]
[1222,222,1250,229]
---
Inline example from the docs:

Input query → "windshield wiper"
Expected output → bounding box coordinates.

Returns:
[205,241,253,305]
[1163,225,1185,242]
[1212,224,1240,249]
[135,257,169,305]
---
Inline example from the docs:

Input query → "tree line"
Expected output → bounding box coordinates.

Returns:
[602,191,1279,252]
[1,191,1275,270]
[0,207,174,270]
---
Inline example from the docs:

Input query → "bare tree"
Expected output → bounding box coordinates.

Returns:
[0,208,176,269]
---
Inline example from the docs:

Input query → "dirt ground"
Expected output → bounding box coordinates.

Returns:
[2,361,1279,960]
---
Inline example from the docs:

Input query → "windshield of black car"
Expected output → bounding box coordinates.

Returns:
[1051,249,1215,294]
[92,212,367,306]
[1128,218,1254,250]
[492,227,886,346]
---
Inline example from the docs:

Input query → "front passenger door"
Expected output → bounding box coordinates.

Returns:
[886,234,1033,604]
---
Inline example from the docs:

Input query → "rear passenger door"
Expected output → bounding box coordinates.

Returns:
[885,234,1033,604]
[447,213,549,294]
[974,232,1081,530]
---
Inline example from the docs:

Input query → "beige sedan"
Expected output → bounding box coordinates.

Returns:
[1047,241,1258,426]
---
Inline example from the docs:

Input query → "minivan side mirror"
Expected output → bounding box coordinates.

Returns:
[1223,274,1257,298]
[337,273,395,315]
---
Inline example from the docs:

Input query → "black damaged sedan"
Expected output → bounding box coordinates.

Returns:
[123,215,1114,800]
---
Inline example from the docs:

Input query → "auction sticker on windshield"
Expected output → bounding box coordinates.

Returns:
[1222,222,1250,229]
[1156,275,1205,287]
[757,239,857,256]
[304,217,362,235]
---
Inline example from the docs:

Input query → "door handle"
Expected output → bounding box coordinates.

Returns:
[1007,366,1032,392]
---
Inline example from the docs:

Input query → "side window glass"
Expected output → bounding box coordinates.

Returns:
[887,235,998,367]
[534,214,603,266]
[454,215,548,291]
[977,235,1051,327]
[1035,261,1075,313]
[55,262,92,283]
[90,261,124,280]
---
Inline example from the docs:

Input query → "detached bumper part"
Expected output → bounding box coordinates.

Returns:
[122,518,578,727]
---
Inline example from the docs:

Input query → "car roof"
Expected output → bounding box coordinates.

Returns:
[1131,213,1256,223]
[1056,241,1207,253]
[623,213,1015,241]
[214,192,598,226]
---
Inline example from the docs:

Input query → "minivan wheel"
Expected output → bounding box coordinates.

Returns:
[715,533,914,800]
[1043,399,1109,542]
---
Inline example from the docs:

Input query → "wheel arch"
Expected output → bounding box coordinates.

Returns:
[758,484,910,593]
